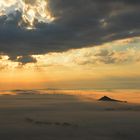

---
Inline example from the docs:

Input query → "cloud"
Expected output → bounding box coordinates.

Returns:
[72,43,140,65]
[0,0,140,63]
[13,55,37,64]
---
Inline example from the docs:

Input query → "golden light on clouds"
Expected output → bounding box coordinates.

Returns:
[0,0,54,29]
[0,37,140,89]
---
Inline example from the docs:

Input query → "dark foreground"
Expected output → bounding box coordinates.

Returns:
[0,94,140,140]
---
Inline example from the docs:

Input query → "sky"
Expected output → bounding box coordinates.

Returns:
[0,0,140,90]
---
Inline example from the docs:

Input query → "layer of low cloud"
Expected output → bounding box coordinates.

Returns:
[0,0,140,64]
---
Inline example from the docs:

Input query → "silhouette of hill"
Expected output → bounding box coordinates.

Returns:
[99,96,127,103]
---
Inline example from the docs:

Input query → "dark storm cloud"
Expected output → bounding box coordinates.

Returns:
[0,0,140,64]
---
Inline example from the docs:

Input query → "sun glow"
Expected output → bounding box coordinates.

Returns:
[0,0,54,29]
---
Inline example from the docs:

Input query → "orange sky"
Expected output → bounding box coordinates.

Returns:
[0,37,140,90]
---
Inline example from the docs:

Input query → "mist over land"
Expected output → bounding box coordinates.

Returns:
[0,91,140,140]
